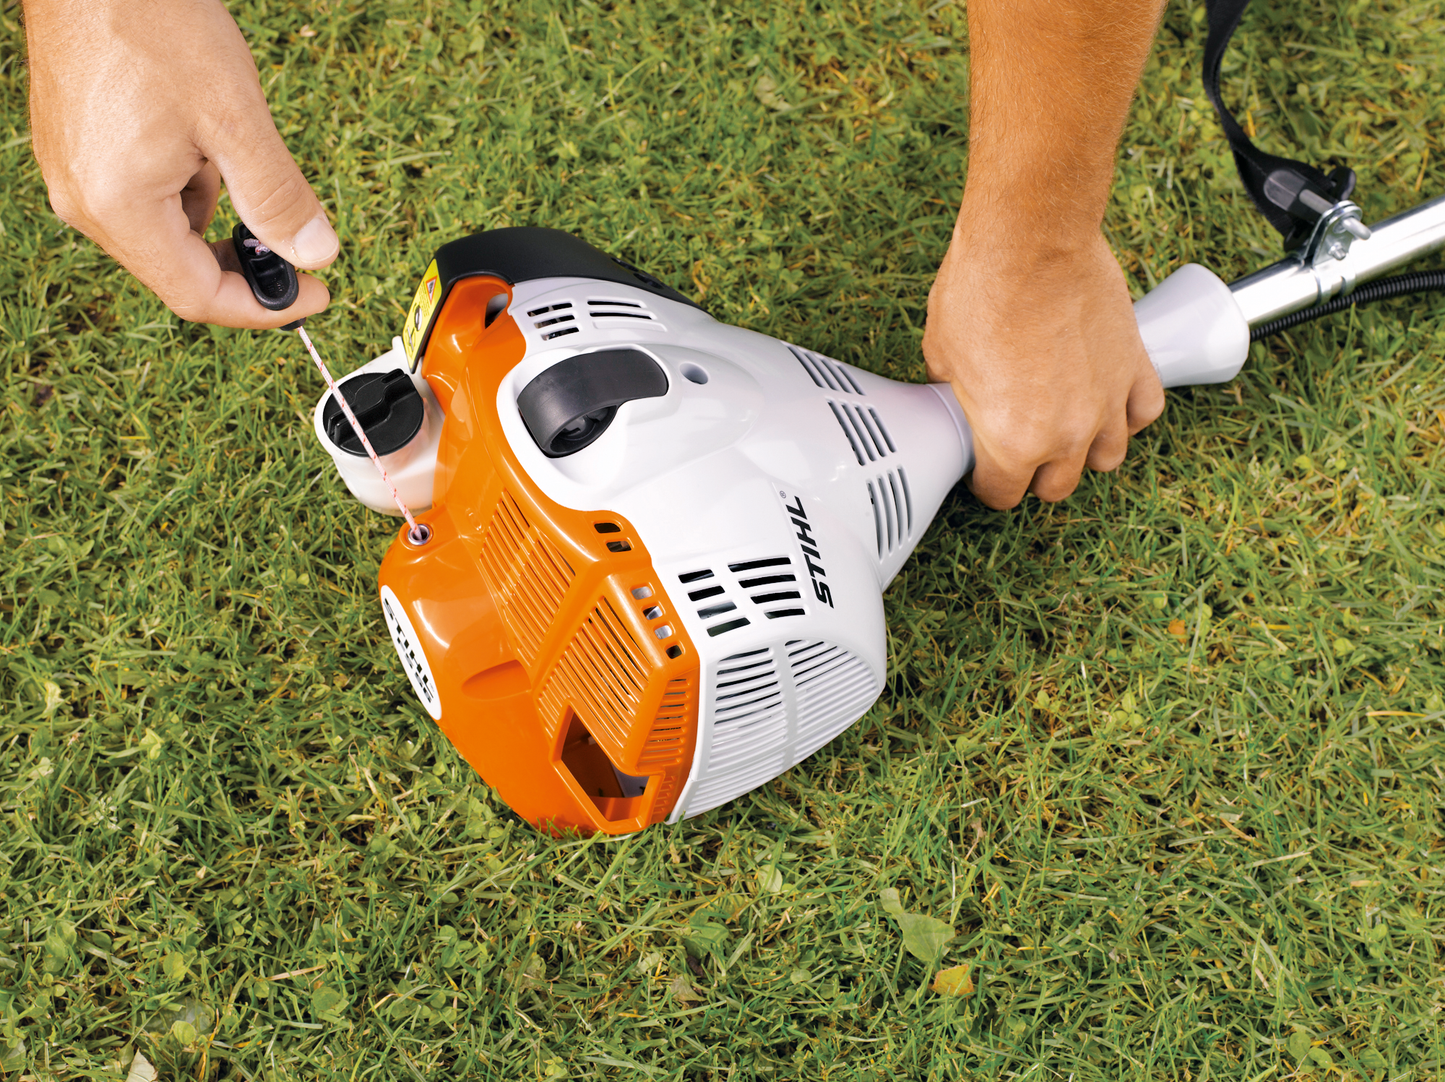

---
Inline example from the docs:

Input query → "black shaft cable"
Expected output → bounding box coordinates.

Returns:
[1250,269,1445,340]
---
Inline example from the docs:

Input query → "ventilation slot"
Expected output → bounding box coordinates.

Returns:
[688,649,788,814]
[829,400,897,466]
[789,345,863,394]
[635,676,694,772]
[728,557,804,620]
[868,468,914,559]
[589,298,657,323]
[527,300,579,340]
[830,402,866,466]
[477,490,575,666]
[707,618,750,637]
[680,569,750,637]
[787,640,880,760]
[537,599,646,748]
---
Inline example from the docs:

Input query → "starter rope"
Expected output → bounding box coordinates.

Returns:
[296,326,428,543]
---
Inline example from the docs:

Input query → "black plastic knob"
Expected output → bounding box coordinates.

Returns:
[517,349,668,457]
[322,370,426,457]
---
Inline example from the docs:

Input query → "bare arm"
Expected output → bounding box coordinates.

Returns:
[925,0,1167,508]
[22,0,336,328]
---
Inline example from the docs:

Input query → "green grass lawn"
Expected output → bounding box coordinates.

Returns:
[3,0,1444,1078]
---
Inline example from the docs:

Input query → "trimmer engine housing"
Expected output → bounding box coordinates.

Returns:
[321,229,970,833]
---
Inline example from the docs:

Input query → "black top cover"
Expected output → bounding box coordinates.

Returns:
[432,228,703,311]
[409,228,702,365]
[322,370,426,457]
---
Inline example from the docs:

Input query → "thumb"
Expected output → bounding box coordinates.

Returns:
[210,123,338,270]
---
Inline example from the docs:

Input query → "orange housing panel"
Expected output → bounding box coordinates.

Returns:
[377,276,700,834]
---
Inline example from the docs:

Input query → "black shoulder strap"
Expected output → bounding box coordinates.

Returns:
[1203,0,1356,249]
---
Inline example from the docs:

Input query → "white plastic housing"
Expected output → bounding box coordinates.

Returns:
[311,336,444,515]
[1135,263,1251,388]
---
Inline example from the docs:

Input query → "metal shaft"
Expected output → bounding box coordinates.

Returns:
[1229,193,1445,327]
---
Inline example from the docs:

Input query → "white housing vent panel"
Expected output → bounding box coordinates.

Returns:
[682,639,879,817]
[788,640,878,760]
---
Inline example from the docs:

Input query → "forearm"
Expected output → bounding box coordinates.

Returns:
[960,0,1166,252]
[922,0,1167,508]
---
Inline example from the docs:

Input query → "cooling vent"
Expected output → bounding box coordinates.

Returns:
[588,298,657,323]
[526,301,579,341]
[636,677,694,772]
[787,639,880,760]
[525,297,662,345]
[537,598,645,748]
[868,468,914,558]
[685,640,880,816]
[789,345,863,394]
[477,490,576,666]
[728,557,805,620]
[678,568,750,637]
[828,400,896,466]
[685,649,788,814]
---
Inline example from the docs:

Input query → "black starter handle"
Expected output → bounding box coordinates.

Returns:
[231,222,303,329]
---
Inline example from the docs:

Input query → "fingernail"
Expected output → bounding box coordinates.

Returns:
[292,215,339,265]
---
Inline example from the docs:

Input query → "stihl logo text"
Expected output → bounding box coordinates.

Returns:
[783,494,834,608]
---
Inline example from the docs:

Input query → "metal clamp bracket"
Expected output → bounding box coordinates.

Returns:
[1297,197,1372,303]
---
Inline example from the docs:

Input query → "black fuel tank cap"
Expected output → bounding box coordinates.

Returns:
[322,370,425,457]
[517,348,668,458]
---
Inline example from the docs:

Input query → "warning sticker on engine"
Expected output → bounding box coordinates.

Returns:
[401,259,442,370]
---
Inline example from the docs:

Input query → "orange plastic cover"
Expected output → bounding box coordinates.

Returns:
[378,276,700,834]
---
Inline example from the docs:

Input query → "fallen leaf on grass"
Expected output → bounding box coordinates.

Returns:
[930,963,973,996]
[507,953,547,991]
[143,997,212,1038]
[311,984,348,1022]
[755,74,794,112]
[880,888,955,964]
[1167,619,1187,641]
[755,863,784,893]
[669,973,699,1002]
[126,1051,158,1082]
[682,914,731,963]
[1,1039,26,1073]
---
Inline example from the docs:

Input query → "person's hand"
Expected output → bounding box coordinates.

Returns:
[23,0,336,328]
[924,228,1165,509]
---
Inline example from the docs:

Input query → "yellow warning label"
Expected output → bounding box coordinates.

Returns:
[401,260,442,370]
